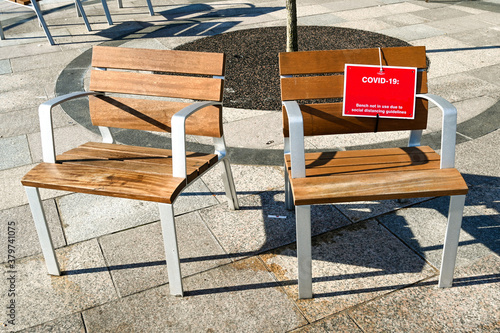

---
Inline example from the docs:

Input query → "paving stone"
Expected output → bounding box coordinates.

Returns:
[82,257,307,332]
[429,72,500,103]
[335,18,394,32]
[449,26,500,47]
[290,313,362,332]
[0,164,37,211]
[0,135,32,170]
[377,195,496,269]
[201,190,351,259]
[349,254,500,332]
[379,23,445,41]
[469,63,500,87]
[18,313,85,333]
[456,129,500,187]
[0,59,11,74]
[261,220,435,322]
[99,212,231,297]
[412,7,472,21]
[0,239,117,331]
[379,12,429,27]
[9,49,83,73]
[0,200,65,263]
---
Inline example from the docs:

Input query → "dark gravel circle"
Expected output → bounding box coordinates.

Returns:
[175,26,412,111]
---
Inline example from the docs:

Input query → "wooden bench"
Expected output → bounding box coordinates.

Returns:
[22,46,239,297]
[279,46,468,299]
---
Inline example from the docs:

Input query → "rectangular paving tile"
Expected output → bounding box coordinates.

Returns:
[377,195,496,270]
[200,190,351,259]
[15,313,85,332]
[0,239,117,331]
[99,212,231,297]
[349,254,500,332]
[260,220,435,322]
[0,59,11,74]
[0,135,32,170]
[0,200,65,263]
[82,257,308,332]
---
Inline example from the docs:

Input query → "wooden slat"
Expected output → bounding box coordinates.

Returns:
[21,163,186,204]
[91,46,225,76]
[281,71,427,101]
[293,146,437,161]
[89,70,224,101]
[290,168,468,205]
[283,101,428,137]
[279,46,427,75]
[89,96,223,137]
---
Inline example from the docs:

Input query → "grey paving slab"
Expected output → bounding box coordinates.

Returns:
[99,212,231,297]
[378,12,429,27]
[0,200,65,263]
[0,135,31,170]
[290,313,362,332]
[377,194,497,269]
[261,220,435,322]
[449,26,500,47]
[0,59,11,74]
[469,63,500,87]
[379,23,445,41]
[429,72,500,103]
[200,190,351,259]
[0,164,36,210]
[335,18,394,32]
[298,13,346,26]
[349,254,500,332]
[0,239,117,331]
[427,15,491,34]
[412,6,473,21]
[17,313,85,333]
[82,257,308,332]
[9,49,83,73]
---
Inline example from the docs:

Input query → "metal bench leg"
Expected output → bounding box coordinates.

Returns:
[74,0,92,31]
[159,203,184,296]
[25,186,61,275]
[100,0,113,25]
[0,20,5,40]
[145,0,154,15]
[438,194,466,288]
[296,204,312,299]
[220,158,239,210]
[30,0,55,45]
[284,166,294,210]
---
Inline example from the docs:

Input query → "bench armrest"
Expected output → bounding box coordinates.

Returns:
[416,94,458,169]
[171,101,222,178]
[283,101,306,179]
[39,91,100,163]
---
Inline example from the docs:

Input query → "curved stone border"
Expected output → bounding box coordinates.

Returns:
[56,26,500,167]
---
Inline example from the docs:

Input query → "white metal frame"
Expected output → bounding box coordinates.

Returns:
[283,93,466,299]
[25,72,239,297]
[0,0,93,45]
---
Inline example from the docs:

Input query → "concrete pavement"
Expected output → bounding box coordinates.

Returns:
[1,0,499,331]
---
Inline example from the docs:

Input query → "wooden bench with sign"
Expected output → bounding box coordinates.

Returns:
[21,46,239,297]
[279,46,468,299]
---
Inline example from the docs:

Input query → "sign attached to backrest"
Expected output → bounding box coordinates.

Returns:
[343,64,417,119]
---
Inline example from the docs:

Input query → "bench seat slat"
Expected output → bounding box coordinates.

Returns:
[21,142,219,203]
[286,147,468,205]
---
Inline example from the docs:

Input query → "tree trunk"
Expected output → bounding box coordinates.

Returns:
[286,0,298,52]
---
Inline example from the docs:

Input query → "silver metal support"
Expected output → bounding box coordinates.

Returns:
[408,129,423,147]
[296,205,312,299]
[99,126,115,144]
[74,0,92,31]
[0,20,5,40]
[25,187,61,275]
[100,0,113,25]
[145,0,154,15]
[220,158,239,210]
[282,101,306,179]
[30,0,55,45]
[438,194,466,288]
[284,164,294,210]
[158,203,183,297]
[117,0,123,8]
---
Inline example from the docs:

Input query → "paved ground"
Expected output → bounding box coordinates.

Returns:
[1,0,499,331]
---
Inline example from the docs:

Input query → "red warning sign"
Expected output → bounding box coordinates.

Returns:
[343,64,417,119]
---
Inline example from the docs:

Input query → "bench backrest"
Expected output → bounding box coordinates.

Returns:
[88,46,225,138]
[279,46,428,137]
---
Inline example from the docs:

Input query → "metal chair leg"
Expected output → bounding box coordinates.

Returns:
[145,0,154,15]
[158,203,184,296]
[25,186,61,275]
[100,0,113,25]
[220,158,239,210]
[284,166,294,211]
[296,204,312,299]
[438,194,466,288]
[0,20,5,40]
[30,0,55,45]
[74,0,92,31]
